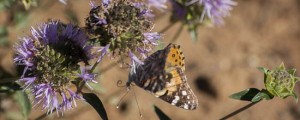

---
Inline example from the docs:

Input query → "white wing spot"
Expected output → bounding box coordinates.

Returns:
[184,104,189,109]
[182,91,187,96]
[152,82,157,91]
[175,96,179,100]
[187,96,190,99]
[171,96,180,105]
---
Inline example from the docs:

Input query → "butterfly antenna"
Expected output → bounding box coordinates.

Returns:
[133,87,142,117]
[116,89,130,109]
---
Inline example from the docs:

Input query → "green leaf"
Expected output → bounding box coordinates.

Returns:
[257,67,268,73]
[153,105,171,120]
[22,0,37,10]
[295,77,300,82]
[287,69,296,75]
[82,93,108,120]
[0,25,9,46]
[291,92,298,103]
[229,88,261,102]
[188,25,198,42]
[278,62,285,70]
[0,81,21,92]
[87,82,106,94]
[155,42,164,50]
[252,90,274,102]
[15,91,31,119]
[14,11,29,29]
[0,0,16,10]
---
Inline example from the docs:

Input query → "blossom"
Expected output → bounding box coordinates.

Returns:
[147,0,168,11]
[14,21,96,116]
[259,63,300,102]
[85,0,162,67]
[59,0,67,4]
[172,0,237,25]
[76,67,98,90]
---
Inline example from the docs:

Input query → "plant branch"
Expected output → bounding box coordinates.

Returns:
[0,77,19,84]
[219,101,260,120]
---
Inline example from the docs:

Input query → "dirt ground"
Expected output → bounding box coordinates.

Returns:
[0,0,300,120]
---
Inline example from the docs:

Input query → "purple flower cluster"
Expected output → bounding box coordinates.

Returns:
[163,0,237,25]
[147,0,168,11]
[14,21,97,116]
[188,0,237,24]
[86,0,162,72]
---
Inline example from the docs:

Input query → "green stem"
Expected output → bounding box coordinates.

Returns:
[0,77,19,84]
[219,101,260,120]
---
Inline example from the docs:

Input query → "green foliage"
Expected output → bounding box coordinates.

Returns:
[82,93,108,120]
[0,0,16,10]
[15,91,31,120]
[154,105,171,120]
[0,81,21,92]
[0,26,9,46]
[229,88,274,102]
[22,0,37,10]
[14,11,29,29]
[261,62,298,102]
[188,24,198,42]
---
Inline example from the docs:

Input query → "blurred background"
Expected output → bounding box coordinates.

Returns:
[0,0,299,120]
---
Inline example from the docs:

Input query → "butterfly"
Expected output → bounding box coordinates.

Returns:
[126,43,198,110]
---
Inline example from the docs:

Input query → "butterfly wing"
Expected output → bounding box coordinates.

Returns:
[128,44,198,110]
[154,66,198,110]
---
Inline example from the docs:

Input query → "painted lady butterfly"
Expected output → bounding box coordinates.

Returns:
[126,43,198,110]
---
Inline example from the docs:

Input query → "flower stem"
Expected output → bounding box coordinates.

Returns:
[219,101,260,120]
[0,77,19,84]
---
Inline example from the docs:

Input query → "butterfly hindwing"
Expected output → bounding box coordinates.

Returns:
[154,66,198,110]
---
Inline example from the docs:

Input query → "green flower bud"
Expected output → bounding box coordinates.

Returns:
[259,62,300,102]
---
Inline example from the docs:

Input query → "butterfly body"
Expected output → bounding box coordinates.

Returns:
[127,44,198,110]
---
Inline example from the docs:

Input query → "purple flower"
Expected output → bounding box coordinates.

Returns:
[95,42,110,63]
[129,52,144,73]
[59,0,67,4]
[143,32,162,45]
[187,0,237,25]
[103,0,111,5]
[85,0,162,68]
[76,67,98,90]
[171,1,187,19]
[147,0,168,11]
[137,48,150,59]
[14,21,96,116]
